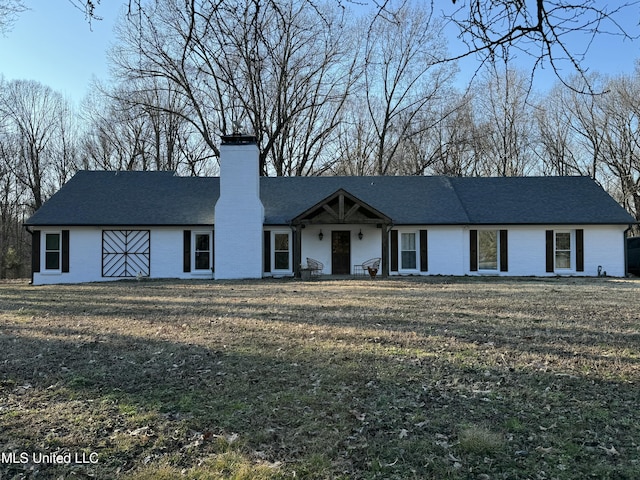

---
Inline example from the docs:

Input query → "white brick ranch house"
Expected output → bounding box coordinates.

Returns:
[24,135,636,285]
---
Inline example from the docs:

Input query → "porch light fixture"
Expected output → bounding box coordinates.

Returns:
[318,230,323,241]
[358,229,363,240]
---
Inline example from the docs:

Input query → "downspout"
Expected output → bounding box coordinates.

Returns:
[24,225,34,285]
[624,224,634,277]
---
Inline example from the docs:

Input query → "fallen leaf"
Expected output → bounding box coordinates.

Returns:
[448,453,462,463]
[598,445,619,456]
[535,446,553,454]
[351,410,366,421]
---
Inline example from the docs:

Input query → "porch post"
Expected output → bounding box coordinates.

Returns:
[381,224,390,278]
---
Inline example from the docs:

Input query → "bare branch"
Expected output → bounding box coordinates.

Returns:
[0,0,26,34]
[441,0,640,93]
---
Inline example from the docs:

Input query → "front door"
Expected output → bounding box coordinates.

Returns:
[332,231,351,274]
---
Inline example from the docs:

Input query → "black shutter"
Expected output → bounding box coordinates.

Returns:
[420,229,428,272]
[576,229,584,272]
[469,229,478,272]
[390,230,398,272]
[545,230,554,272]
[499,229,508,272]
[183,230,191,272]
[32,230,41,274]
[62,230,70,273]
[211,230,215,272]
[263,230,271,273]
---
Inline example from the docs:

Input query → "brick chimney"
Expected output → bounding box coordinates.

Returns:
[214,135,264,279]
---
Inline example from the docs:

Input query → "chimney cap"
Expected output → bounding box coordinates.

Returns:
[221,134,257,145]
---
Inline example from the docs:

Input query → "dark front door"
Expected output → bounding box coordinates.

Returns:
[332,231,351,274]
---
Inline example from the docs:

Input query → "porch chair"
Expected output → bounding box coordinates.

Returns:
[306,257,324,276]
[362,257,381,278]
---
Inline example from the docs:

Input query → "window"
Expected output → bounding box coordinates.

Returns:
[546,229,583,273]
[274,233,290,270]
[471,229,507,273]
[195,233,211,270]
[478,230,498,270]
[183,230,214,273]
[401,232,416,270]
[391,230,428,273]
[555,232,571,269]
[45,233,61,270]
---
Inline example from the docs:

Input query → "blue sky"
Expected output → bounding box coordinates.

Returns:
[0,1,126,104]
[0,1,638,106]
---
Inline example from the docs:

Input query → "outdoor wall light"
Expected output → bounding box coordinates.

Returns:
[358,229,363,240]
[318,230,323,241]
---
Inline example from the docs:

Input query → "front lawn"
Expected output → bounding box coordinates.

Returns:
[0,277,638,478]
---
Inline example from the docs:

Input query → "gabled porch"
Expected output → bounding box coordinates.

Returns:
[290,189,393,278]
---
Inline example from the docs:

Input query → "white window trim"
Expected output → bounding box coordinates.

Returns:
[554,230,574,271]
[42,231,62,274]
[272,230,292,273]
[192,231,213,273]
[398,229,419,273]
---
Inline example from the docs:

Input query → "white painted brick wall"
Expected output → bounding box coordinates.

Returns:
[214,141,265,279]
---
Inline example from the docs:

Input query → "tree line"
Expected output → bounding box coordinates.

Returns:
[1,0,640,277]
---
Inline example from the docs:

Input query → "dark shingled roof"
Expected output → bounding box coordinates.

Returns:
[447,176,636,225]
[25,171,217,226]
[24,171,636,227]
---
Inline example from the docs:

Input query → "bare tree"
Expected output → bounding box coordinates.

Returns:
[110,1,223,160]
[442,0,640,92]
[353,1,456,175]
[563,73,609,179]
[221,0,358,176]
[81,87,150,171]
[8,1,637,91]
[554,71,640,220]
[0,79,73,210]
[535,84,586,176]
[0,155,29,278]
[597,74,640,220]
[0,79,74,277]
[112,0,358,176]
[472,66,537,176]
[417,94,481,177]
[82,79,218,175]
[330,96,379,175]
[0,0,25,32]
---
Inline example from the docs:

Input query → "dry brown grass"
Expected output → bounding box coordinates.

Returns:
[0,276,638,479]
